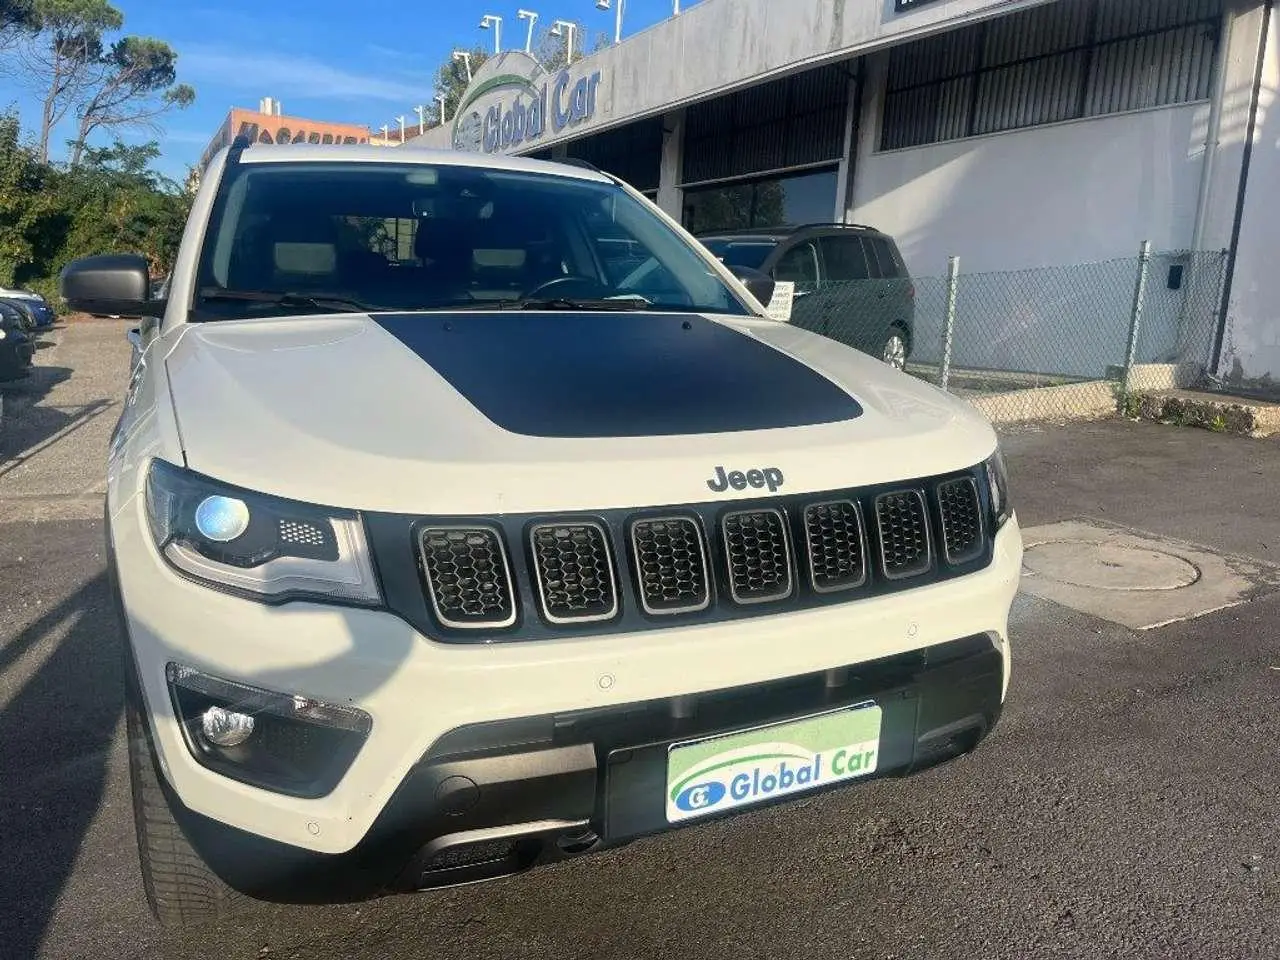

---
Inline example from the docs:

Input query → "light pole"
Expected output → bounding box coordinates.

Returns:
[517,9,539,54]
[673,0,680,12]
[414,104,427,135]
[380,124,389,143]
[595,0,624,45]
[549,19,577,64]
[435,94,447,125]
[478,14,502,54]
[396,115,406,142]
[452,50,473,83]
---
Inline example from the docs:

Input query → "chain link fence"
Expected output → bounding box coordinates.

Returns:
[787,245,1229,424]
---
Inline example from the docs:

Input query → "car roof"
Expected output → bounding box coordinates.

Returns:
[697,223,888,242]
[231,143,615,184]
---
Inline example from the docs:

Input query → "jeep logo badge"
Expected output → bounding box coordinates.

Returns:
[706,466,785,494]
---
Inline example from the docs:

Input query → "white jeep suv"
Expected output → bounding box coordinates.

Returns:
[62,141,1022,926]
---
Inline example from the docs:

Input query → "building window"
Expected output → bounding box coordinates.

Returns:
[682,168,839,235]
[564,117,664,193]
[881,0,1222,151]
[682,64,849,186]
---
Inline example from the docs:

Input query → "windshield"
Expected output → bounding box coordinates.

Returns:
[700,239,778,271]
[193,162,751,319]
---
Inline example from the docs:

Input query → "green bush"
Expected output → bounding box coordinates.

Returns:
[0,113,191,310]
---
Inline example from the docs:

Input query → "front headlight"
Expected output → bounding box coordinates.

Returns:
[984,449,1012,529]
[145,459,381,605]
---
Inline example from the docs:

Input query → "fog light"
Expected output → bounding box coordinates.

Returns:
[166,662,372,798]
[200,705,255,747]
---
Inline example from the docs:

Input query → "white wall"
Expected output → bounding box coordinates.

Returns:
[850,97,1208,276]
[1219,6,1280,387]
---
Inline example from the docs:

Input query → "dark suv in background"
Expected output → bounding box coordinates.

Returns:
[698,223,915,370]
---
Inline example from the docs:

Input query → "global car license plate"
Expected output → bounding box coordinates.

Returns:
[665,703,882,823]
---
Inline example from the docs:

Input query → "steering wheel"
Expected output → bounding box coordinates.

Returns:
[522,275,606,300]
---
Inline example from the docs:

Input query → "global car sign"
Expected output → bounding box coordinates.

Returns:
[451,50,603,155]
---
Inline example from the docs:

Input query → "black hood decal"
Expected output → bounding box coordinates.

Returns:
[373,312,862,438]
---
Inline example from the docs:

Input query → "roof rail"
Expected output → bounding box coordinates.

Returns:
[694,221,882,238]
[557,156,601,173]
[792,221,880,232]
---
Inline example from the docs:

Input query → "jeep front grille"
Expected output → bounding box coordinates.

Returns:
[393,466,994,641]
[937,477,984,564]
[529,522,619,624]
[874,490,932,580]
[418,526,516,629]
[722,508,793,604]
[630,517,711,615]
[804,500,868,593]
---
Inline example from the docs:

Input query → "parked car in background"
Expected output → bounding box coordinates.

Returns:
[698,224,916,370]
[0,300,36,381]
[0,287,56,328]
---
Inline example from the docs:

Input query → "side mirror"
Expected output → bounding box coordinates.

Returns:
[59,254,161,318]
[729,265,776,307]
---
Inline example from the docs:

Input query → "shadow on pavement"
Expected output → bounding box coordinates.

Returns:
[0,570,124,959]
[0,365,111,474]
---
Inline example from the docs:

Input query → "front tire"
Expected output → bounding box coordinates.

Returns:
[125,664,245,927]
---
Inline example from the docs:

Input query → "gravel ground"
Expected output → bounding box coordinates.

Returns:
[3,324,1280,959]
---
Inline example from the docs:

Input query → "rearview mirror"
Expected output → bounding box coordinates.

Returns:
[59,254,161,318]
[728,265,776,308]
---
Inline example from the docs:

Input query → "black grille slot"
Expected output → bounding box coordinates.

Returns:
[937,477,984,564]
[804,500,868,593]
[630,517,711,615]
[529,523,618,623]
[419,526,516,629]
[874,491,931,580]
[722,509,793,604]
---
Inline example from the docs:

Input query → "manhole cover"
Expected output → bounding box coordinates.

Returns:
[1024,540,1201,592]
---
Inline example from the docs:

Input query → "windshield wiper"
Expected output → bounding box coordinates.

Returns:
[196,287,386,314]
[497,296,654,312]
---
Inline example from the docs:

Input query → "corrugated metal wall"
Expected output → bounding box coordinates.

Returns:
[882,0,1222,150]
[682,63,850,185]
[563,117,666,192]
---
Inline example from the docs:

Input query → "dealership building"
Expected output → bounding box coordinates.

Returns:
[406,0,1280,390]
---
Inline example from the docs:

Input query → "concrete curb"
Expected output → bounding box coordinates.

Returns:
[1121,389,1280,438]
[966,379,1118,425]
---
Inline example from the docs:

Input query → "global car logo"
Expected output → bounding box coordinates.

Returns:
[673,781,727,813]
[453,111,483,153]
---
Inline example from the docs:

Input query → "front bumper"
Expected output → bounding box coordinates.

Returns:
[367,631,1003,892]
[110,489,1021,858]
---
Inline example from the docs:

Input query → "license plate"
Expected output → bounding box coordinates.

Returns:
[665,702,882,823]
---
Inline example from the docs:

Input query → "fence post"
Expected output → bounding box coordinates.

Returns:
[940,255,960,391]
[1123,240,1153,397]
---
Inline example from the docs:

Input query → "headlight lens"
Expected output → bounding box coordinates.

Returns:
[145,459,381,604]
[984,449,1012,529]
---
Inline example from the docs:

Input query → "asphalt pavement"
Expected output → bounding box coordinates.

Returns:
[3,324,1280,960]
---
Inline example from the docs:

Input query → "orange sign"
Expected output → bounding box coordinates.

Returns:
[200,108,373,170]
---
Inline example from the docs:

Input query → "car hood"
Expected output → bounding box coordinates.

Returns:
[163,311,997,515]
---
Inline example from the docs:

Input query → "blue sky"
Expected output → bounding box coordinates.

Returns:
[3,0,699,179]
